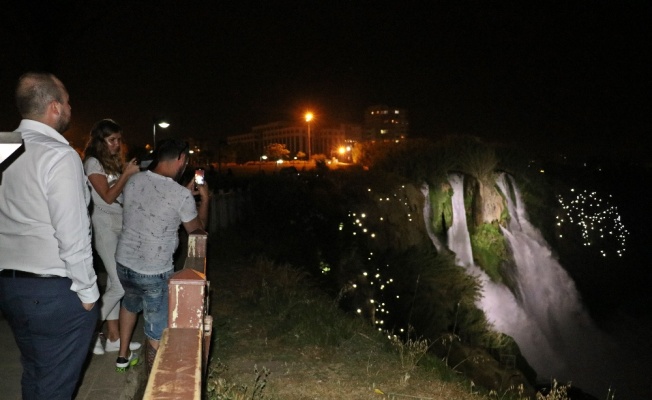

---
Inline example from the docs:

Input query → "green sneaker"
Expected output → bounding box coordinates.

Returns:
[115,351,139,372]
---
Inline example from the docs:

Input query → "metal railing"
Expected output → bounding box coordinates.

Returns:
[143,229,212,399]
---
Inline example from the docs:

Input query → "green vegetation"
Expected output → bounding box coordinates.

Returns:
[470,222,509,284]
[429,183,453,237]
[453,136,499,187]
[241,257,368,347]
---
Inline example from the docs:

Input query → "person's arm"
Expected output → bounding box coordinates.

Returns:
[87,158,139,204]
[49,150,99,305]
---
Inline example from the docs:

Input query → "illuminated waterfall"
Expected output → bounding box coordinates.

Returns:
[438,173,614,394]
[421,182,444,252]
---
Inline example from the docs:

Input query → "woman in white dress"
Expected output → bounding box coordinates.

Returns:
[83,119,141,355]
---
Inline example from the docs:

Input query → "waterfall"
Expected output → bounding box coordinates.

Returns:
[444,174,564,376]
[494,174,615,393]
[446,174,474,267]
[436,173,615,395]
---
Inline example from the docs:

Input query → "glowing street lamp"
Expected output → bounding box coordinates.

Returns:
[337,145,352,162]
[305,112,313,160]
[152,118,170,148]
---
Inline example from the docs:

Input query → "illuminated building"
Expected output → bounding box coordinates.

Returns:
[227,121,361,160]
[363,105,409,141]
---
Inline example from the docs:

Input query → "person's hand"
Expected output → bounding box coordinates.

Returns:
[186,179,210,200]
[196,182,210,200]
[123,158,140,176]
[82,302,95,311]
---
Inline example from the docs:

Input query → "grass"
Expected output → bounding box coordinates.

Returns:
[203,250,578,400]
[205,256,485,399]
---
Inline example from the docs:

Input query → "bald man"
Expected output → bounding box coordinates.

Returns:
[0,72,99,400]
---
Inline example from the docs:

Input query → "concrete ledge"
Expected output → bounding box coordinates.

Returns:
[144,328,203,400]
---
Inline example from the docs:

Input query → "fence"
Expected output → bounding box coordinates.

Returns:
[143,230,211,399]
[208,188,251,233]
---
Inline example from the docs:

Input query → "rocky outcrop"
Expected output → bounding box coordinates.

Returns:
[472,177,505,226]
[367,183,430,251]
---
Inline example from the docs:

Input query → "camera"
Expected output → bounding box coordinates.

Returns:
[194,169,205,186]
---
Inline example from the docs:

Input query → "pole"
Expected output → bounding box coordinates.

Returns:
[307,122,311,160]
[152,123,156,148]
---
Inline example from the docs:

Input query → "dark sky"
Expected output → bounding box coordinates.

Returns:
[1,1,651,160]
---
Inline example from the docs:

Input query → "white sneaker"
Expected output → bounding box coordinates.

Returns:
[93,337,105,355]
[104,338,142,352]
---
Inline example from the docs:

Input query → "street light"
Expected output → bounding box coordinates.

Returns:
[305,112,313,160]
[152,118,170,148]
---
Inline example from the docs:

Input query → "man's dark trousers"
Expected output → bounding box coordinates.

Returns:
[0,275,99,400]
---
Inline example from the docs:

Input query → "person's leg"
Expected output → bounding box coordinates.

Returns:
[92,212,125,340]
[141,269,173,374]
[106,319,120,342]
[115,262,143,371]
[117,305,138,359]
[0,277,98,400]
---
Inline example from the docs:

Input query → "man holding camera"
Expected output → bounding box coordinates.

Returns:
[114,139,209,374]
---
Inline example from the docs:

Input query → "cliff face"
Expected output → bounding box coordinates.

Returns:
[363,183,430,252]
[472,178,505,225]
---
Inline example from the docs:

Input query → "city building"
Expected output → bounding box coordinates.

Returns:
[227,121,361,161]
[363,105,408,141]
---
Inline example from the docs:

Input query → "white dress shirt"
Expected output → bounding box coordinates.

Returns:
[0,119,99,303]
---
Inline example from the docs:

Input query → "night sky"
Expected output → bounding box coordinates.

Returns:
[1,1,651,160]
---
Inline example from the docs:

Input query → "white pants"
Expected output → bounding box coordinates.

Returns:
[92,210,124,321]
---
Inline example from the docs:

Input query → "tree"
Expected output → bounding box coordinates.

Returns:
[266,143,290,160]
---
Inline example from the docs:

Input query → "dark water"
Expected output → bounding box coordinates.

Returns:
[568,168,652,399]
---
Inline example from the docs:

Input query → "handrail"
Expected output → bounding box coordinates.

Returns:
[144,230,211,399]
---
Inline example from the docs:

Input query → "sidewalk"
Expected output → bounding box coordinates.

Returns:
[0,273,148,400]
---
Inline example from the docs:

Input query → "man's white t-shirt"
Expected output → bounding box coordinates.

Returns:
[116,171,197,274]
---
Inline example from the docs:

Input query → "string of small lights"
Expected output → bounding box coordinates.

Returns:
[556,188,629,257]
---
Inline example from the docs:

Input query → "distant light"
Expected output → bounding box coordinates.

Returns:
[158,122,170,128]
[189,150,194,154]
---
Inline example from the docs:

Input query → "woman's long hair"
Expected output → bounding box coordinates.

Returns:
[82,119,124,176]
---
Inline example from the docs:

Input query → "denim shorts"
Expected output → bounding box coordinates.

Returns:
[117,263,173,341]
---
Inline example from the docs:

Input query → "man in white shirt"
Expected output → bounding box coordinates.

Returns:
[0,72,99,400]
